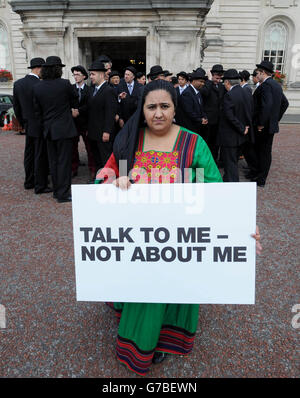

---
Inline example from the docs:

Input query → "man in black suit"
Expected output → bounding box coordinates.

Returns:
[239,70,253,95]
[70,65,95,181]
[13,57,51,193]
[217,69,254,182]
[117,66,142,129]
[238,69,259,176]
[252,60,289,187]
[87,60,118,173]
[33,56,78,203]
[176,71,189,98]
[200,64,226,161]
[176,69,208,138]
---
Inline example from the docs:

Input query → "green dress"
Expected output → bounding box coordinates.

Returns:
[97,127,222,375]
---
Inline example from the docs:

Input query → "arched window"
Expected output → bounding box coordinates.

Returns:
[0,22,11,71]
[263,22,287,73]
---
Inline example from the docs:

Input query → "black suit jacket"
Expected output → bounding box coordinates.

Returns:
[217,85,254,147]
[200,80,226,125]
[72,83,91,132]
[88,81,117,141]
[176,85,207,134]
[13,75,43,138]
[254,77,289,134]
[117,79,142,122]
[33,78,78,140]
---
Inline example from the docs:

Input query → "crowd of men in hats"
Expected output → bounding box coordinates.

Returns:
[12,54,289,203]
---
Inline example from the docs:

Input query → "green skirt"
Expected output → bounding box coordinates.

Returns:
[108,301,199,376]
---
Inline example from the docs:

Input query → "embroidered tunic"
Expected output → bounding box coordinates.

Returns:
[96,127,222,376]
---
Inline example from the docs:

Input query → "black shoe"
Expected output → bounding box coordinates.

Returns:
[152,352,168,364]
[57,196,72,203]
[24,185,34,190]
[35,187,53,194]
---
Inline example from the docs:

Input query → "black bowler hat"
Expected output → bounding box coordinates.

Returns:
[148,65,168,79]
[192,67,207,77]
[88,60,107,72]
[256,60,274,74]
[190,68,207,81]
[164,70,173,77]
[251,69,258,77]
[125,66,137,76]
[177,71,188,80]
[223,69,241,80]
[239,70,250,82]
[210,64,225,74]
[109,70,121,79]
[27,57,45,69]
[43,56,65,67]
[97,54,112,64]
[71,65,88,79]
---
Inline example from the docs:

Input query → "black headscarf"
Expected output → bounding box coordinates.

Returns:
[113,80,178,176]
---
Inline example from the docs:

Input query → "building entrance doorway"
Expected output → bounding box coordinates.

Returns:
[79,37,146,76]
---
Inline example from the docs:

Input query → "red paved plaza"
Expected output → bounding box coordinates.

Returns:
[0,125,299,377]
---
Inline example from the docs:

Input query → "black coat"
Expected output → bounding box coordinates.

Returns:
[117,79,142,122]
[176,85,207,133]
[242,83,253,95]
[72,83,92,132]
[87,81,118,141]
[217,85,254,147]
[253,77,289,134]
[200,80,226,125]
[33,78,78,140]
[13,75,43,138]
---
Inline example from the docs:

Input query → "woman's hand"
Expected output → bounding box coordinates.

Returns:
[112,176,132,190]
[252,225,262,255]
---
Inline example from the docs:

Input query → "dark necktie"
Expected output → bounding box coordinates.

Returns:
[197,91,202,105]
[93,87,98,97]
[78,87,82,102]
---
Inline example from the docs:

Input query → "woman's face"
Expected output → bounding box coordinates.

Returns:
[137,75,146,85]
[143,89,175,134]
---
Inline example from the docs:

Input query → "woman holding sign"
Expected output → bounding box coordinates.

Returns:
[96,80,261,376]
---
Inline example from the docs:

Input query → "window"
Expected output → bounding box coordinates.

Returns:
[0,95,12,104]
[0,22,11,72]
[263,22,287,73]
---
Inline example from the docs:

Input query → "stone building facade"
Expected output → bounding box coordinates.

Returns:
[0,0,299,113]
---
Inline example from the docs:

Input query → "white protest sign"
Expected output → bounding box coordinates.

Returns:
[72,183,256,304]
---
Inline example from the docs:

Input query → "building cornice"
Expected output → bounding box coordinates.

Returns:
[10,0,214,12]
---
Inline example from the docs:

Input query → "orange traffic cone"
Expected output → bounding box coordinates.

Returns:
[7,120,13,130]
[2,115,9,130]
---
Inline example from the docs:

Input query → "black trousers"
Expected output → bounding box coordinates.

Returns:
[206,124,220,161]
[221,146,240,182]
[241,140,259,173]
[89,138,113,175]
[255,131,275,183]
[24,135,49,192]
[47,138,73,200]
